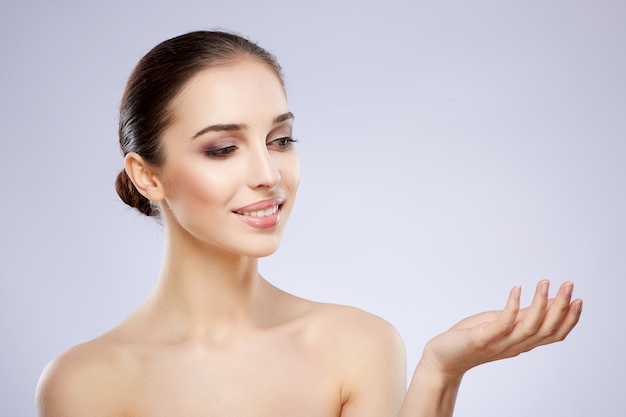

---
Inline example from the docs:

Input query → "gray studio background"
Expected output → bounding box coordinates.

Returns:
[1,0,624,415]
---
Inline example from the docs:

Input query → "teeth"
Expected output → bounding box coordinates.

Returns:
[238,205,279,217]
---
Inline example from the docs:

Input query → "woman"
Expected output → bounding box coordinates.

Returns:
[36,31,582,417]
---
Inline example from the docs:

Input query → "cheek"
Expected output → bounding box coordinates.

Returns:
[292,163,301,192]
[164,163,237,213]
[281,153,301,191]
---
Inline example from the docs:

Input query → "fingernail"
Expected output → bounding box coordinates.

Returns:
[565,282,574,297]
[541,280,549,296]
[576,299,583,314]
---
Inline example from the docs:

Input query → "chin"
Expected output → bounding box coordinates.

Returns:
[243,239,283,259]
[250,248,280,259]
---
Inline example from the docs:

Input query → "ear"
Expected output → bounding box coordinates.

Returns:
[124,152,164,202]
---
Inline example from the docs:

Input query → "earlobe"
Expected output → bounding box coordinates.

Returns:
[124,152,164,202]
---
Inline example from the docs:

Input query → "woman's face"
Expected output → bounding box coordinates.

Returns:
[155,59,300,258]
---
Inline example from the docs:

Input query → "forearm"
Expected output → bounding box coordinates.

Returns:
[398,359,463,417]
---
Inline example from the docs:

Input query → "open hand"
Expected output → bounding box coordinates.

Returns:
[421,281,583,379]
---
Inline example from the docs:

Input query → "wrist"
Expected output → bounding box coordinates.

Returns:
[415,355,464,388]
[400,355,464,417]
[419,338,471,382]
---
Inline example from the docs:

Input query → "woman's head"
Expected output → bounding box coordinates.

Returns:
[115,31,284,217]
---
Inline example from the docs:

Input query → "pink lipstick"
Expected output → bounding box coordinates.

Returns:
[233,197,284,229]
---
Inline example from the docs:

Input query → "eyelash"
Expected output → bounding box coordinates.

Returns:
[269,136,297,150]
[203,137,297,159]
[203,145,237,158]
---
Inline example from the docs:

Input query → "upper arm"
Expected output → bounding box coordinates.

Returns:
[336,309,407,417]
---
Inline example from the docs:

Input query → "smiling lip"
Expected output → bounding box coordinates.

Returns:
[233,197,285,229]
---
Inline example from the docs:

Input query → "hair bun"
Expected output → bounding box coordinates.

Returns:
[115,169,156,216]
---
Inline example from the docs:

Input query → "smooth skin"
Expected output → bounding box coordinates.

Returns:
[36,59,582,417]
[401,280,582,416]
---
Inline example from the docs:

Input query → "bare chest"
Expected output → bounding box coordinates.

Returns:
[121,338,342,417]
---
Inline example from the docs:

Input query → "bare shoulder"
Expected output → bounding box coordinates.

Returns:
[306,303,407,414]
[290,298,407,371]
[276,286,405,353]
[36,337,130,417]
[314,303,404,349]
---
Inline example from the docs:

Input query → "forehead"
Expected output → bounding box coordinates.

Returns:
[169,60,288,129]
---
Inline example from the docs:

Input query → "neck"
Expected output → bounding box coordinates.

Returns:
[143,224,273,341]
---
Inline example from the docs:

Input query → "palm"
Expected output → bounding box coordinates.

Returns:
[423,281,582,378]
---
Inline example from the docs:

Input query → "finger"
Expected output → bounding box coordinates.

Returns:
[520,298,583,354]
[471,284,582,363]
[466,286,521,354]
[511,282,580,353]
[511,280,550,341]
[514,288,557,323]
[470,286,523,361]
[536,281,575,337]
[551,298,583,342]
[493,285,521,336]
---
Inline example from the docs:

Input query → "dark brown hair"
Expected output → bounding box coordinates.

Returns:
[115,31,284,216]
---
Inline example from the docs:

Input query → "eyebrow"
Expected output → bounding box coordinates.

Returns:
[192,112,294,139]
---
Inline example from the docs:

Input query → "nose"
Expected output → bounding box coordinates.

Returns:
[247,144,281,189]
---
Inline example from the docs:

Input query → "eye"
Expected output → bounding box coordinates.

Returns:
[269,137,297,150]
[204,145,237,158]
